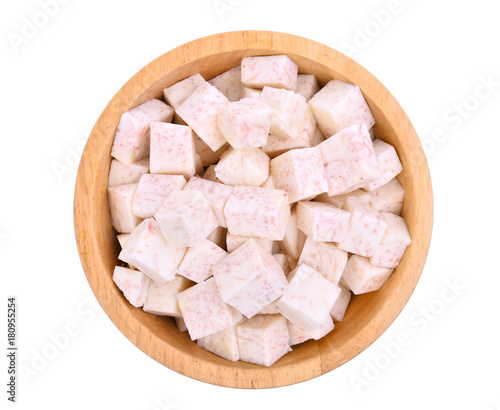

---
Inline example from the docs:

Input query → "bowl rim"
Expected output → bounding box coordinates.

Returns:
[74,30,433,389]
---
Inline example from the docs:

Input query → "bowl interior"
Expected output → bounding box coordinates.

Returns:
[74,31,433,389]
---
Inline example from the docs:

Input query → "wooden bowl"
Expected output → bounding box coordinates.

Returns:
[74,31,433,388]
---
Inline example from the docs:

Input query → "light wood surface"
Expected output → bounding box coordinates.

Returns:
[74,31,433,389]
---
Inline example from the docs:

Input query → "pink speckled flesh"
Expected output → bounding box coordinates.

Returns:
[241,55,298,91]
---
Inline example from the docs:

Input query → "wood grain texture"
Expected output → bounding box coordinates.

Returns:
[74,31,433,389]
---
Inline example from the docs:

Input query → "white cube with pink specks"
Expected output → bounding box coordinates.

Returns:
[214,148,270,187]
[108,157,149,187]
[108,183,141,233]
[143,276,194,317]
[212,238,288,318]
[364,139,403,191]
[370,212,411,268]
[241,55,298,91]
[208,66,242,102]
[296,201,351,243]
[177,239,228,283]
[341,255,394,295]
[309,79,375,137]
[163,74,205,110]
[278,205,306,259]
[112,266,150,308]
[296,74,320,101]
[330,285,352,321]
[197,325,240,362]
[224,186,291,240]
[288,314,334,346]
[367,178,405,215]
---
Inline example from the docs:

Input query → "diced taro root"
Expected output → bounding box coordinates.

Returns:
[175,316,188,332]
[315,189,369,209]
[214,148,269,187]
[296,74,320,101]
[273,254,291,276]
[309,79,375,137]
[212,238,288,318]
[278,206,306,259]
[330,285,352,321]
[341,255,394,295]
[108,183,141,233]
[288,314,334,346]
[370,212,411,268]
[207,226,227,249]
[131,174,186,219]
[163,73,205,109]
[119,219,186,284]
[177,277,243,340]
[260,175,275,189]
[203,164,221,183]
[367,178,405,215]
[236,314,291,367]
[217,98,273,150]
[260,86,316,142]
[112,266,150,308]
[177,239,228,283]
[149,122,196,179]
[262,132,313,158]
[143,276,194,316]
[241,55,298,91]
[270,147,328,203]
[108,157,149,187]
[197,325,240,362]
[111,99,174,164]
[184,176,233,227]
[208,66,242,102]
[155,190,218,248]
[337,197,388,257]
[176,82,230,151]
[193,133,229,167]
[226,233,273,254]
[240,86,262,99]
[318,124,380,196]
[296,202,351,242]
[275,264,341,331]
[298,237,348,284]
[364,139,403,191]
[311,126,326,146]
[224,186,291,240]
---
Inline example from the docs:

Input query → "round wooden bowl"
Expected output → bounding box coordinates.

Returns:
[74,31,433,388]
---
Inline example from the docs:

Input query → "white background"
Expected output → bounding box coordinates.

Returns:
[2,0,499,409]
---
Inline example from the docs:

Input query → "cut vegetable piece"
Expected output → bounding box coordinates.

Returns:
[288,314,334,346]
[163,74,205,109]
[197,325,240,361]
[177,239,228,283]
[341,255,394,295]
[241,55,298,91]
[214,148,270,187]
[108,183,141,233]
[208,66,242,102]
[296,74,320,101]
[364,139,403,191]
[112,266,150,308]
[143,276,194,316]
[108,157,149,187]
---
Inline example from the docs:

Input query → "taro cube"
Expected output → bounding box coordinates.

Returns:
[208,66,242,102]
[260,86,316,142]
[318,124,380,196]
[296,202,351,242]
[163,73,205,109]
[288,314,334,346]
[270,147,328,203]
[111,99,174,164]
[177,277,243,340]
[119,219,186,284]
[260,175,275,189]
[131,174,186,219]
[212,238,288,318]
[240,86,262,99]
[309,79,375,137]
[315,189,369,209]
[337,197,388,257]
[330,285,352,322]
[155,190,218,248]
[262,131,313,158]
[184,176,233,227]
[278,205,306,259]
[108,183,141,233]
[274,264,341,331]
[296,74,320,101]
[224,186,291,240]
[143,276,194,316]
[176,82,229,151]
[149,122,196,179]
[241,55,298,91]
[214,148,269,187]
[217,98,273,150]
[370,212,411,268]
[298,237,348,284]
[342,255,394,295]
[108,157,149,187]
[236,314,290,367]
[226,233,273,254]
[112,266,150,308]
[197,325,240,362]
[364,139,403,191]
[177,239,228,283]
[193,133,229,167]
[367,178,405,215]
